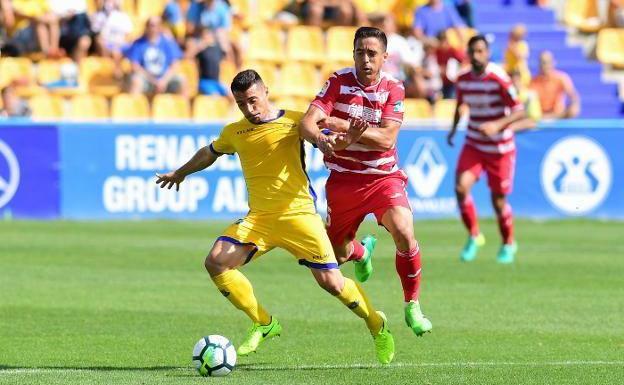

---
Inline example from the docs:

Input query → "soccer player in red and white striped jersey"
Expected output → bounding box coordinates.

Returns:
[300,27,432,336]
[448,35,527,264]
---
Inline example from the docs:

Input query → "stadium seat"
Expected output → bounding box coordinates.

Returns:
[277,62,319,98]
[243,61,278,95]
[0,57,34,88]
[433,99,456,120]
[111,93,150,121]
[286,26,325,64]
[193,95,232,121]
[274,96,312,113]
[152,94,191,121]
[320,62,351,84]
[403,98,432,120]
[220,60,238,86]
[257,0,289,21]
[564,0,602,33]
[29,94,64,120]
[137,0,166,21]
[246,25,285,63]
[596,29,624,68]
[178,59,199,97]
[69,94,109,120]
[79,57,121,97]
[327,26,358,64]
[447,28,477,50]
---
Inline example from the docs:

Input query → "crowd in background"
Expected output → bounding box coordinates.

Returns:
[0,0,585,120]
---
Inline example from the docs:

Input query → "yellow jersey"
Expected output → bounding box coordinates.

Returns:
[210,110,316,216]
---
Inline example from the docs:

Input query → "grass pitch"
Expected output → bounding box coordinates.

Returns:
[1,219,623,385]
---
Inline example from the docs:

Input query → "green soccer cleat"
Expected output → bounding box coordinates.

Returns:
[372,311,395,364]
[236,317,282,356]
[405,301,432,336]
[354,235,376,282]
[460,233,486,262]
[496,242,518,264]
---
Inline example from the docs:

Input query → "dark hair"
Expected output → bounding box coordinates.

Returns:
[353,26,387,51]
[468,34,489,50]
[230,69,264,93]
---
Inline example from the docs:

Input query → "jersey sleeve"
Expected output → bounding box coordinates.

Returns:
[310,75,341,116]
[499,77,524,112]
[210,125,235,155]
[381,82,405,123]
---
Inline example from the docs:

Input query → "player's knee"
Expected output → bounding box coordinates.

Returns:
[455,183,468,198]
[315,272,342,295]
[204,251,226,276]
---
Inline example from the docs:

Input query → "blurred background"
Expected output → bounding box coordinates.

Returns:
[0,0,623,221]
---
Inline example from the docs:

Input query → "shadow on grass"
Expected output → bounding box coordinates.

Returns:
[0,365,184,372]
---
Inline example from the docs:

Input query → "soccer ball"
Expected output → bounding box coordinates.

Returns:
[192,335,237,377]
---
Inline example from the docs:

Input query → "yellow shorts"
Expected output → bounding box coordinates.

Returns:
[218,211,337,269]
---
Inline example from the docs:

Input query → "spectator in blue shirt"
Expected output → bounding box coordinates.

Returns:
[125,16,187,96]
[413,0,465,42]
[446,0,473,28]
[185,0,235,97]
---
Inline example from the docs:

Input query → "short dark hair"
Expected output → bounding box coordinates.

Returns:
[468,34,489,50]
[353,27,387,51]
[231,69,264,93]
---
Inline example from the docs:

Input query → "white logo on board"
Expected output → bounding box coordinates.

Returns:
[0,140,20,209]
[541,136,611,215]
[404,138,447,198]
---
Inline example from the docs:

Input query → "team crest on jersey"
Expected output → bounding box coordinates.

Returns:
[393,100,404,113]
[318,80,330,97]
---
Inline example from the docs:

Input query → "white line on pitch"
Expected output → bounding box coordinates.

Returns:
[0,361,623,374]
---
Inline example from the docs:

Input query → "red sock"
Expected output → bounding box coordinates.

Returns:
[458,195,480,237]
[497,203,514,244]
[346,240,365,262]
[395,244,422,302]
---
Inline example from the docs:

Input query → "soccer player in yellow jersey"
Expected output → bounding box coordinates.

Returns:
[155,70,395,364]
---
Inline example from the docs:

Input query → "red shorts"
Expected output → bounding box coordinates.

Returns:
[456,144,516,195]
[325,171,411,246]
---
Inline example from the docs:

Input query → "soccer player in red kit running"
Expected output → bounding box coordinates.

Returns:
[301,27,432,336]
[448,35,527,264]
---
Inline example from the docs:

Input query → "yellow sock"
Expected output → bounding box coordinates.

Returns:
[212,269,271,325]
[335,278,384,334]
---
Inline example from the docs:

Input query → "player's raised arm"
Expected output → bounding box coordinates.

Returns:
[155,145,220,191]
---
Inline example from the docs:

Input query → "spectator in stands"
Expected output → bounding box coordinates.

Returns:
[608,0,624,27]
[530,50,580,119]
[449,0,474,28]
[125,17,187,96]
[413,0,465,43]
[301,0,367,27]
[422,39,443,102]
[3,0,60,57]
[510,69,540,128]
[435,30,466,98]
[373,14,426,98]
[50,0,92,62]
[185,0,233,96]
[504,24,530,87]
[0,85,31,118]
[91,0,133,77]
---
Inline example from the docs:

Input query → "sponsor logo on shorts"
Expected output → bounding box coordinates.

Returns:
[0,140,20,210]
[541,136,612,215]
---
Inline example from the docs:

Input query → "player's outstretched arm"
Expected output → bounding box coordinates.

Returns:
[300,105,341,156]
[356,119,401,151]
[155,146,220,191]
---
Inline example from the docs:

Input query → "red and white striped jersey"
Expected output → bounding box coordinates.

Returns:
[456,63,523,154]
[311,67,405,175]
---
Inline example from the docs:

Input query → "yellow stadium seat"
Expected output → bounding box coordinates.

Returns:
[111,93,150,121]
[79,57,122,97]
[597,29,624,68]
[37,59,77,85]
[70,94,109,120]
[446,27,477,50]
[286,25,325,64]
[0,57,34,88]
[193,95,232,121]
[433,99,456,120]
[220,60,238,86]
[274,96,312,113]
[246,25,285,63]
[137,0,166,21]
[326,26,358,64]
[178,59,199,96]
[564,0,602,33]
[277,62,319,98]
[243,61,278,94]
[403,98,432,120]
[152,94,191,121]
[320,62,351,84]
[29,94,64,120]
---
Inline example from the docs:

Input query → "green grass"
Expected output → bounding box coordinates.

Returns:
[1,219,623,385]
